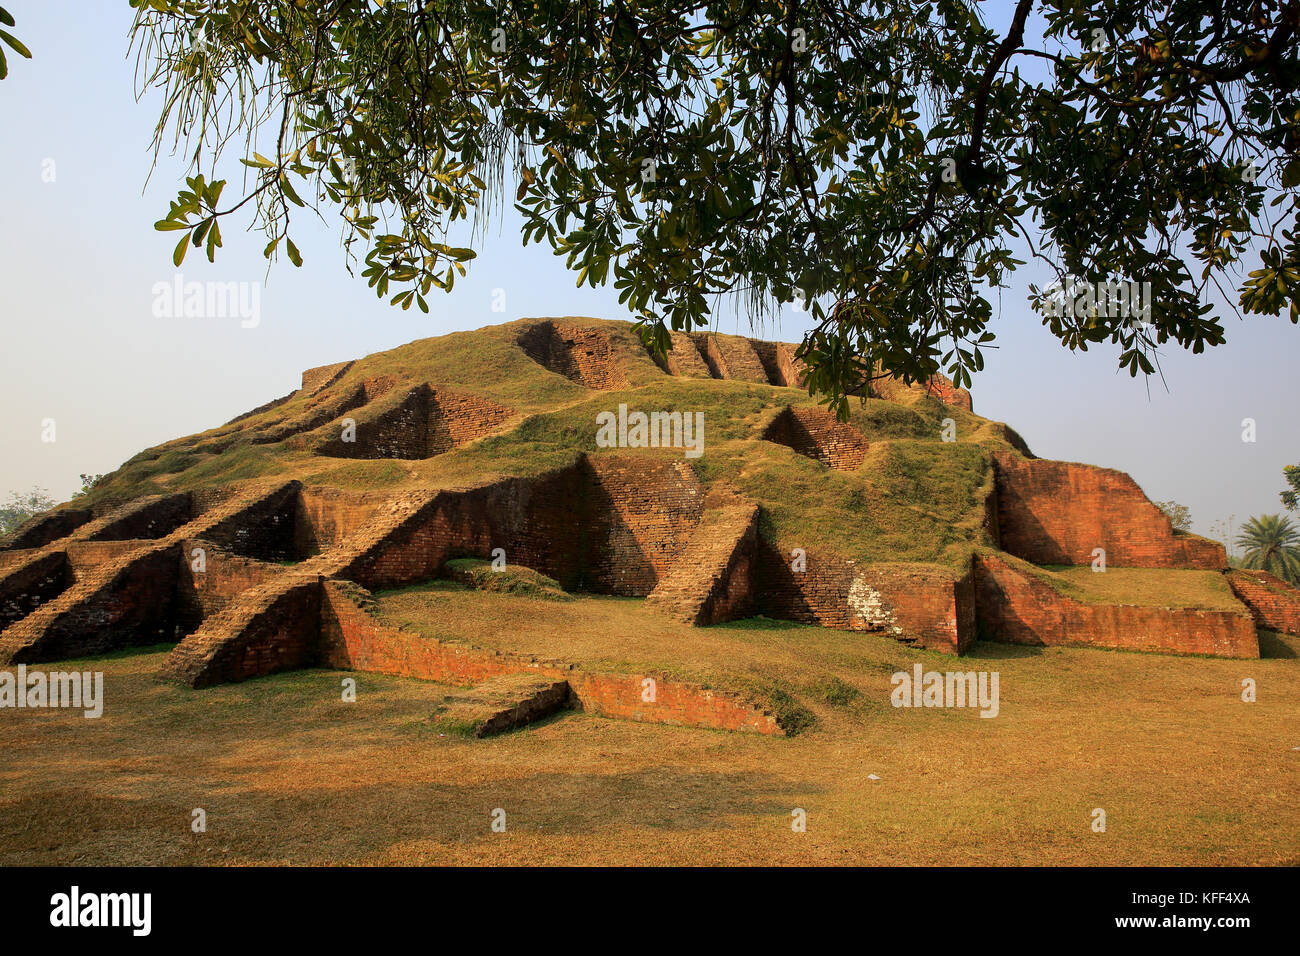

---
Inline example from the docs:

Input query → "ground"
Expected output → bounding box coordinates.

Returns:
[3,588,1295,866]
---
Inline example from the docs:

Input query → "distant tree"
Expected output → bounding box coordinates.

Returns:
[1155,500,1192,533]
[1236,514,1300,585]
[1281,465,1300,511]
[0,7,30,80]
[73,474,106,498]
[0,486,57,537]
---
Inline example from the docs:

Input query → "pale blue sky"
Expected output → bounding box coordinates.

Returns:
[0,0,1295,549]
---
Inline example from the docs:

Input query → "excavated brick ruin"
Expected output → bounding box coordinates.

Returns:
[3,316,1296,735]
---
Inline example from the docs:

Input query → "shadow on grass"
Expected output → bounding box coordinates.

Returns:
[1258,630,1299,659]
[0,764,820,865]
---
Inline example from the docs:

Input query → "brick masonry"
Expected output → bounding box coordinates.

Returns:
[695,332,769,383]
[762,405,869,470]
[973,553,1259,657]
[313,384,512,460]
[517,321,630,389]
[1227,569,1300,636]
[645,495,761,624]
[0,481,305,665]
[993,451,1226,569]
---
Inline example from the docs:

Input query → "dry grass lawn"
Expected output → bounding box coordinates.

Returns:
[1,590,1297,866]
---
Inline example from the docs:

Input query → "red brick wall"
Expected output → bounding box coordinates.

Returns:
[160,575,322,687]
[1228,570,1300,636]
[662,331,713,377]
[583,456,705,595]
[6,546,184,663]
[695,332,768,383]
[755,543,974,653]
[294,487,388,555]
[199,481,301,562]
[993,452,1226,569]
[974,553,1258,657]
[312,384,511,460]
[428,389,513,453]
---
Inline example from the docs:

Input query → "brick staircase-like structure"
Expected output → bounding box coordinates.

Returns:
[644,497,761,624]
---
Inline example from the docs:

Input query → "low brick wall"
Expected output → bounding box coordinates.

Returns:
[1228,570,1300,636]
[974,553,1258,658]
[319,581,782,734]
[993,452,1226,569]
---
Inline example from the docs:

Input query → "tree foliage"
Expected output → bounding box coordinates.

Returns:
[1281,463,1300,510]
[0,487,56,537]
[0,5,31,80]
[1236,513,1300,584]
[130,0,1300,415]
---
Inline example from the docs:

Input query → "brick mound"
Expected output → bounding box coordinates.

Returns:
[0,316,1278,738]
[762,406,870,470]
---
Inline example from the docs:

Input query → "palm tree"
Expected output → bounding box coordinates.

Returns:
[1236,514,1300,585]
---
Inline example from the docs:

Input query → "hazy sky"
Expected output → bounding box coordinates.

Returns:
[1,1,1296,550]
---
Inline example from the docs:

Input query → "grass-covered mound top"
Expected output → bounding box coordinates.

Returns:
[442,559,572,601]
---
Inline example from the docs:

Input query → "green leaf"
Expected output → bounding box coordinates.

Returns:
[173,232,190,267]
[0,29,30,59]
[285,237,302,267]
